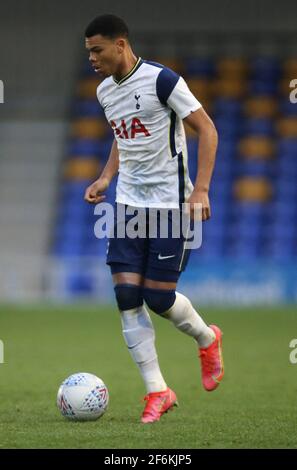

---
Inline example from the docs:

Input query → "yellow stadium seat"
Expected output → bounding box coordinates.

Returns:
[238,136,275,159]
[211,78,247,98]
[187,78,213,100]
[243,96,278,118]
[72,118,108,139]
[282,58,297,78]
[279,77,297,97]
[233,177,273,202]
[216,58,249,78]
[77,77,102,99]
[64,158,100,180]
[276,117,297,138]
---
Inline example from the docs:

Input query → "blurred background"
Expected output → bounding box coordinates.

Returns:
[0,0,297,304]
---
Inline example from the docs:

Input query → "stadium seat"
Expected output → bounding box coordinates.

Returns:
[243,96,278,118]
[233,177,273,202]
[212,78,247,98]
[72,118,109,139]
[238,136,275,159]
[282,58,297,77]
[213,97,242,117]
[243,118,274,137]
[276,117,297,138]
[279,99,297,116]
[154,57,184,74]
[187,78,213,101]
[277,138,297,156]
[184,58,215,77]
[249,80,278,95]
[77,77,101,99]
[216,58,249,79]
[237,160,275,178]
[63,158,100,180]
[68,138,112,156]
[72,99,105,118]
[250,57,280,81]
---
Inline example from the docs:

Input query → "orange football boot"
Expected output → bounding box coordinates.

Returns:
[141,387,178,423]
[199,324,224,391]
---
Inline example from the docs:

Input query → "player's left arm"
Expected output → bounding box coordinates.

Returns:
[184,108,218,221]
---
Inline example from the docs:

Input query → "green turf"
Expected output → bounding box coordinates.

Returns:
[0,303,296,449]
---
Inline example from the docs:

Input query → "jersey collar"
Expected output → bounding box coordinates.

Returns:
[113,57,143,86]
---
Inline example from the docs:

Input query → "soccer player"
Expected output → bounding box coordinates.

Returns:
[84,14,224,423]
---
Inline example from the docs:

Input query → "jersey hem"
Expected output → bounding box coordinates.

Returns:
[115,197,181,209]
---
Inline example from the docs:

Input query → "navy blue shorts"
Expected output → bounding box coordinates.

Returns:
[106,204,193,282]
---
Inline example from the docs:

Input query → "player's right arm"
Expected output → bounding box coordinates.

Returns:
[84,139,119,204]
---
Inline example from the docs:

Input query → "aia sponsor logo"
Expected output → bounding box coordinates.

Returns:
[110,118,150,139]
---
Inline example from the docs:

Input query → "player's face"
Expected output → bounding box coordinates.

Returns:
[85,35,124,77]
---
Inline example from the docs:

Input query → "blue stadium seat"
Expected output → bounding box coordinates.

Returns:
[196,234,226,259]
[231,202,266,220]
[81,60,97,77]
[278,138,297,156]
[203,219,226,238]
[52,239,85,257]
[263,239,295,259]
[243,118,275,136]
[249,81,278,95]
[72,99,105,117]
[250,57,280,81]
[214,117,242,138]
[66,272,93,295]
[68,138,113,156]
[227,240,261,259]
[236,160,275,178]
[277,155,297,176]
[216,139,237,157]
[266,201,297,224]
[280,99,297,116]
[213,98,242,117]
[184,58,215,77]
[265,222,296,240]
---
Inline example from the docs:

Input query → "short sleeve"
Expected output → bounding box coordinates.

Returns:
[156,67,201,119]
[167,76,202,119]
[96,84,103,106]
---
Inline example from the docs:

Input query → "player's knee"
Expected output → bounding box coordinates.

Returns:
[114,284,143,311]
[143,287,176,315]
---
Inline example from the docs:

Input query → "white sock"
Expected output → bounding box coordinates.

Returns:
[120,304,167,394]
[163,292,215,348]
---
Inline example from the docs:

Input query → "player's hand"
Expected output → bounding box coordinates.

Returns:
[84,176,110,204]
[186,190,211,221]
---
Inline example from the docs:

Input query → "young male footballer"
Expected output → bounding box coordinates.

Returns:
[84,14,224,423]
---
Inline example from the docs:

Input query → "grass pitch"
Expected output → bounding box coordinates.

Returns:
[0,303,296,449]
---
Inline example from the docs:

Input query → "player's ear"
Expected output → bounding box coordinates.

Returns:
[115,38,126,53]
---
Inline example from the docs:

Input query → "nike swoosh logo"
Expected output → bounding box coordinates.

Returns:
[158,254,176,260]
[127,342,142,350]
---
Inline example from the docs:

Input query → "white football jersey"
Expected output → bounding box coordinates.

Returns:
[97,58,202,208]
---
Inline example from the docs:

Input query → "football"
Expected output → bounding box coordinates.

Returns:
[57,372,109,421]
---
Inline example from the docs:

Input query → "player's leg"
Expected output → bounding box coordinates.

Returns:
[143,275,215,348]
[110,266,168,396]
[143,209,224,391]
[111,267,178,423]
[143,274,224,392]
